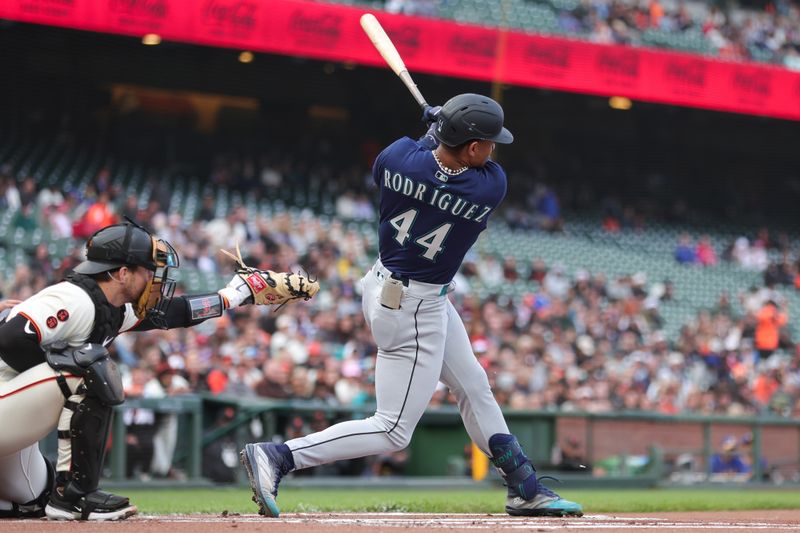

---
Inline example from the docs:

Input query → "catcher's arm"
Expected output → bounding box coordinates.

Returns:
[217,243,319,309]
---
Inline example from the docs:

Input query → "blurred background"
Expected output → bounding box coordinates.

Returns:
[0,0,798,490]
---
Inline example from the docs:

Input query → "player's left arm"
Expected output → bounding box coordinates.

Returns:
[417,105,442,150]
[124,259,320,333]
[122,291,231,333]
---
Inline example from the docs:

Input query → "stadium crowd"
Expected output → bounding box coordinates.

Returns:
[1,169,799,429]
[559,0,800,67]
[366,0,800,68]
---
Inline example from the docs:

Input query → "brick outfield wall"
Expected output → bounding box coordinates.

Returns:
[556,418,800,472]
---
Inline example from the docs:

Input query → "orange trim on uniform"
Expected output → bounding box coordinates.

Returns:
[16,311,42,342]
[0,374,78,399]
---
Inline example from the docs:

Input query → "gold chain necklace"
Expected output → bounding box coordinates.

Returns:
[432,150,468,176]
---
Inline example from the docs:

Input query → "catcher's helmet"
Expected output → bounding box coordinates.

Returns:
[74,223,160,275]
[433,93,513,147]
[74,221,180,325]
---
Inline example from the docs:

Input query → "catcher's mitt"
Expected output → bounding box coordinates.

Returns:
[220,243,319,307]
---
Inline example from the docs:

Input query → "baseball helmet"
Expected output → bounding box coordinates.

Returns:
[75,221,180,324]
[433,93,514,147]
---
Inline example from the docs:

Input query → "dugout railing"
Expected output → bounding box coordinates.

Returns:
[102,395,800,486]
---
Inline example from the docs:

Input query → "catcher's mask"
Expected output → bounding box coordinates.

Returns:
[134,236,179,327]
[75,220,179,327]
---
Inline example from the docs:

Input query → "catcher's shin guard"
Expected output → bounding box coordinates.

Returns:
[45,395,136,520]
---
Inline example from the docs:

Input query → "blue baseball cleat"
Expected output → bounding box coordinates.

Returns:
[240,443,294,518]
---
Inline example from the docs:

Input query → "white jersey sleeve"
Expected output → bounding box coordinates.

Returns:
[8,282,95,348]
[119,303,142,333]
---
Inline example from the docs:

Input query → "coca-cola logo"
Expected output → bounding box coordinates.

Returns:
[21,0,74,6]
[447,34,496,59]
[664,60,706,87]
[19,0,75,16]
[202,0,256,30]
[596,49,639,78]
[290,10,342,39]
[525,42,570,68]
[386,25,421,53]
[109,0,168,19]
[732,69,771,96]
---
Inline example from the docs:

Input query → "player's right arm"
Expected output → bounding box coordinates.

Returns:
[0,283,94,373]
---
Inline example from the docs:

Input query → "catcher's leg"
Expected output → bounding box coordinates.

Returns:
[0,363,82,457]
[0,446,54,518]
[42,345,135,521]
[45,394,137,521]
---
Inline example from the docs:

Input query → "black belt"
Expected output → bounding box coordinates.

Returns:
[390,272,410,287]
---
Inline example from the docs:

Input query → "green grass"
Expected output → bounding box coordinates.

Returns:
[123,488,800,515]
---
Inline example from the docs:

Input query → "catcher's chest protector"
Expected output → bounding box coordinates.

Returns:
[65,274,124,345]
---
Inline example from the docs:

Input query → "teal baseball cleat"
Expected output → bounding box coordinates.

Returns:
[505,485,584,517]
[240,442,294,518]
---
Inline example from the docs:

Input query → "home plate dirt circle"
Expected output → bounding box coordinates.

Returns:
[3,511,800,532]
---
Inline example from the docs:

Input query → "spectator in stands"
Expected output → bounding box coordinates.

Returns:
[256,358,293,399]
[11,203,37,231]
[0,175,21,210]
[45,196,73,239]
[674,232,697,264]
[695,235,717,266]
[754,299,788,361]
[28,243,54,282]
[753,367,781,409]
[18,177,37,209]
[385,0,437,16]
[120,194,140,221]
[502,257,518,282]
[37,184,63,210]
[73,191,117,238]
[533,184,563,232]
[477,254,503,288]
[529,258,548,283]
[543,263,570,299]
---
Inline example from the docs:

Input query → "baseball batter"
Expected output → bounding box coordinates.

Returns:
[0,221,318,520]
[242,94,583,518]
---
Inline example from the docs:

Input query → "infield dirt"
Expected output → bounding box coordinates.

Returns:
[3,511,800,532]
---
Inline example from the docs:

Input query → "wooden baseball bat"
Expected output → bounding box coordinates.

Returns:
[360,13,428,109]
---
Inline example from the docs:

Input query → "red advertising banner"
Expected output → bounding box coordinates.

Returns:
[3,0,800,120]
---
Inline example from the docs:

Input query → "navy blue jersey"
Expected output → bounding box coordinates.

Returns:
[372,136,507,284]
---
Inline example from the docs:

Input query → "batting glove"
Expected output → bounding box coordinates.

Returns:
[421,105,442,124]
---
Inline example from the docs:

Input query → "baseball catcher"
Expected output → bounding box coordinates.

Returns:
[0,221,318,521]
